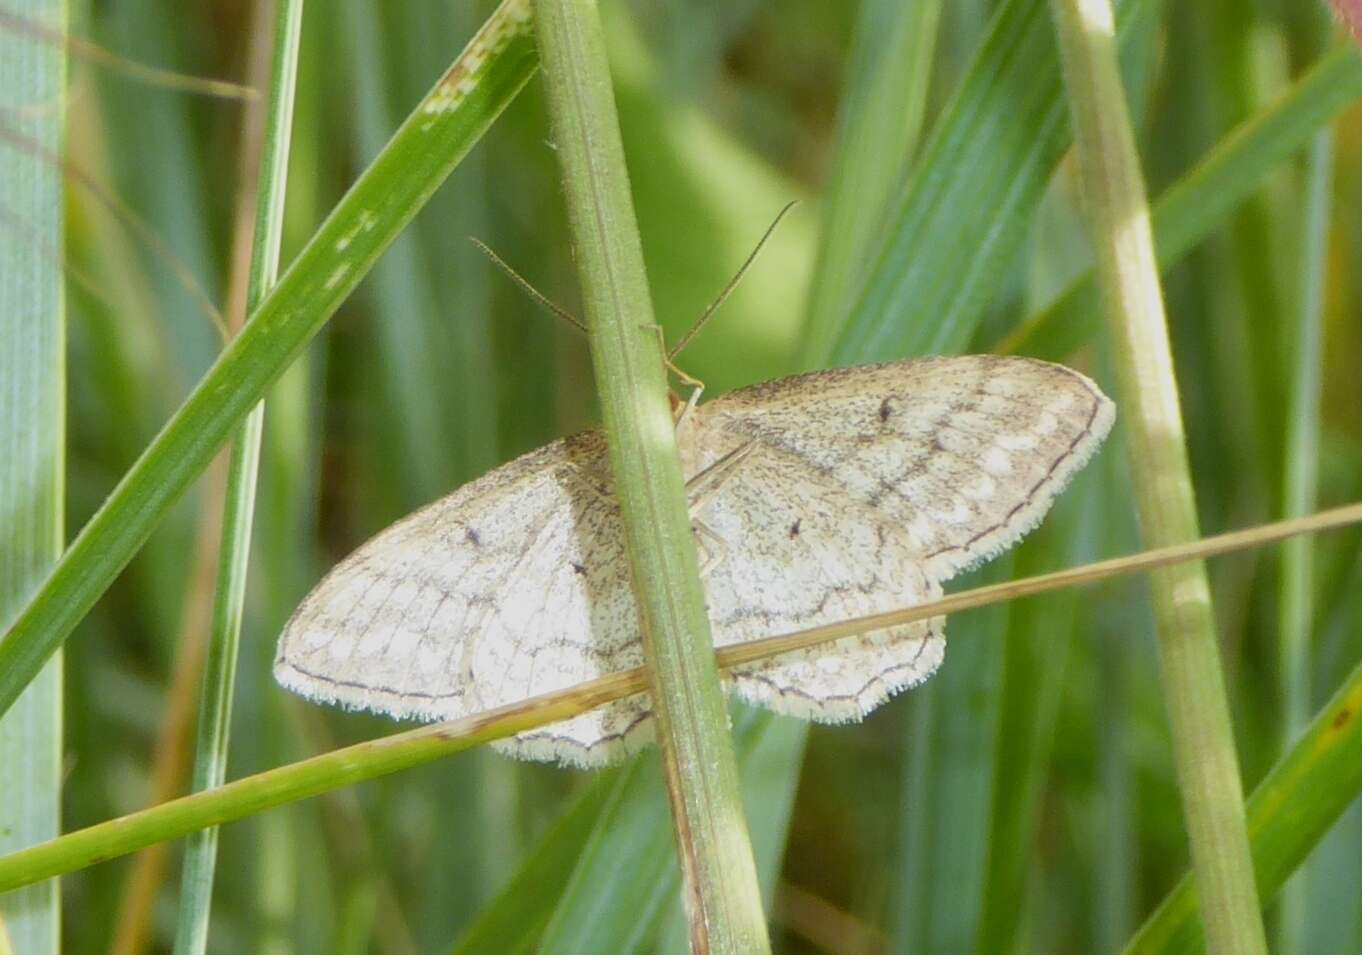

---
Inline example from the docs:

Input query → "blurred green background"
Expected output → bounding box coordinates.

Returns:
[9,0,1362,951]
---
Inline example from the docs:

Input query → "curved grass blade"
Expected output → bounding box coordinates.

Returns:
[1126,651,1362,953]
[825,0,1154,365]
[537,710,803,954]
[446,713,800,948]
[0,0,538,721]
[446,769,624,955]
[999,44,1362,360]
[798,0,941,365]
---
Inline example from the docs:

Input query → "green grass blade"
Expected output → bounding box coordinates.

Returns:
[1302,799,1362,952]
[0,0,538,720]
[798,0,941,365]
[972,477,1099,951]
[0,1,65,951]
[892,560,1011,951]
[1126,651,1362,953]
[374,4,518,937]
[656,715,806,952]
[1275,128,1331,954]
[826,0,1153,364]
[798,2,1150,945]
[91,3,223,380]
[1093,449,1144,952]
[1000,44,1362,360]
[537,710,802,954]
[0,676,615,896]
[531,0,768,950]
[339,0,455,507]
[384,1,500,488]
[171,1,303,951]
[539,760,695,954]
[447,769,624,955]
[450,715,803,955]
[1051,0,1265,947]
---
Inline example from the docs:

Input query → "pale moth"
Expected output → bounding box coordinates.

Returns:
[275,352,1113,767]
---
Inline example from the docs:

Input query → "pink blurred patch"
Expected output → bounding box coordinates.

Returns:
[1335,0,1362,41]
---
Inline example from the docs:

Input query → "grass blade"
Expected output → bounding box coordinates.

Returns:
[0,1,65,951]
[447,770,624,955]
[999,44,1362,360]
[893,561,1011,951]
[826,0,1153,364]
[531,0,768,948]
[798,0,941,364]
[539,757,698,953]
[1274,128,1331,953]
[972,477,1100,951]
[1127,650,1362,952]
[0,0,538,720]
[1050,0,1265,948]
[534,711,803,953]
[339,0,454,507]
[0,505,1359,895]
[171,0,303,951]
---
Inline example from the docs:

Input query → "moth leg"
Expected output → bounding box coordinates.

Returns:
[685,439,757,517]
[674,382,704,429]
[691,517,730,577]
[640,322,705,426]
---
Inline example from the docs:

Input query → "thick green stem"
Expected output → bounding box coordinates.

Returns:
[1048,0,1266,951]
[531,1,769,951]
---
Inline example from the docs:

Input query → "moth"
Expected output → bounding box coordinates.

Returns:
[275,353,1113,766]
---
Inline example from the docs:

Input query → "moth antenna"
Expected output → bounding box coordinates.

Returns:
[470,237,587,334]
[668,199,799,360]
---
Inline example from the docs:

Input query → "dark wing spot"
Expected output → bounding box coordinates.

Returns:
[572,561,586,575]
[878,398,893,422]
[465,527,482,547]
[789,519,801,538]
